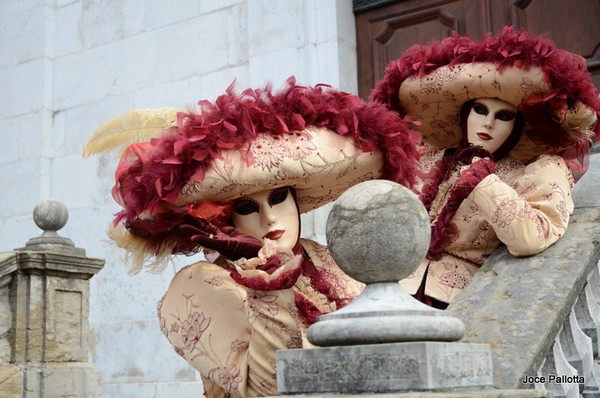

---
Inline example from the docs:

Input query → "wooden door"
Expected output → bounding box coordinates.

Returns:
[355,0,600,100]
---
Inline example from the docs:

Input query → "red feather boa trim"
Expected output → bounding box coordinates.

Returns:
[424,148,495,259]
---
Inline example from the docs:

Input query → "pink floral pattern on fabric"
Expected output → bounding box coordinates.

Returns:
[158,266,290,396]
[439,269,470,290]
[419,65,462,95]
[231,339,248,352]
[216,365,243,391]
[181,311,211,351]
[281,133,318,160]
[520,77,545,97]
[557,201,569,223]
[492,199,518,228]
[400,150,574,304]
[248,292,280,319]
[249,136,288,172]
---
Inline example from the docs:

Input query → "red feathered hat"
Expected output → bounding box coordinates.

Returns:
[86,77,421,272]
[372,25,600,176]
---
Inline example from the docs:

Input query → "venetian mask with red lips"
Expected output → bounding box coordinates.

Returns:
[231,186,300,251]
[466,98,518,154]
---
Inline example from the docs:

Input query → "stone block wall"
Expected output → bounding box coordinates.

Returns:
[0,254,21,397]
[0,1,357,395]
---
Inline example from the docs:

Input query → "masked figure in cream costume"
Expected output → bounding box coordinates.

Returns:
[84,78,420,396]
[373,26,600,308]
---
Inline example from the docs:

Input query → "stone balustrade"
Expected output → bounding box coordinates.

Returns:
[0,199,104,398]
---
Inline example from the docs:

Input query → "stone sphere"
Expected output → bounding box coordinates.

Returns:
[326,180,430,283]
[33,198,69,232]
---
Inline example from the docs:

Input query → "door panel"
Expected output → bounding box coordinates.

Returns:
[509,0,600,89]
[355,0,600,98]
[356,0,487,99]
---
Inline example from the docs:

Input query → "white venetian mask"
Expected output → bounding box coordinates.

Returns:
[467,97,517,154]
[231,186,300,251]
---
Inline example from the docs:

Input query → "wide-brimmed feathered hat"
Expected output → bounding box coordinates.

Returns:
[84,77,420,272]
[372,25,600,170]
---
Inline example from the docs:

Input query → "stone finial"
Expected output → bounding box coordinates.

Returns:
[326,179,430,283]
[17,198,85,255]
[307,179,465,346]
[33,198,69,232]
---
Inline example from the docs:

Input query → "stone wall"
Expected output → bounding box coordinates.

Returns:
[0,254,21,397]
[0,1,357,395]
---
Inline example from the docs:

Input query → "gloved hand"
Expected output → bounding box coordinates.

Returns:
[454,146,493,165]
[180,215,263,260]
[454,156,496,195]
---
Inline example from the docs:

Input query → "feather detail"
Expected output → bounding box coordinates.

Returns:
[83,107,185,158]
[559,101,598,142]
[107,223,173,274]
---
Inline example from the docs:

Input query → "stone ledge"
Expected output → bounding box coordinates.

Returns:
[20,362,101,397]
[9,250,104,279]
[268,388,550,397]
[277,342,492,395]
[447,210,600,389]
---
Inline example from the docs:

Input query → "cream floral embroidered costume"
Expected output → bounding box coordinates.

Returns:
[373,26,600,306]
[85,78,420,396]
[157,238,361,397]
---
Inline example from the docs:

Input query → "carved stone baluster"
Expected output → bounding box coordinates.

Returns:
[575,282,600,397]
[576,284,600,357]
[584,363,600,398]
[541,331,580,398]
[536,361,548,392]
[562,306,594,392]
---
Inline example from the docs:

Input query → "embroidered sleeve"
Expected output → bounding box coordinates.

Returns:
[157,262,302,397]
[470,155,574,256]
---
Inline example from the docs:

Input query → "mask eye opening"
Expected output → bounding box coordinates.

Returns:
[233,198,260,215]
[472,102,489,116]
[495,109,516,122]
[268,187,289,207]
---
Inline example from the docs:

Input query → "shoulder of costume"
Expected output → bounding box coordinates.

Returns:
[300,238,327,254]
[170,260,230,280]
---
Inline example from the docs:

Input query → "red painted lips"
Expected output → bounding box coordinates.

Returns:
[264,230,285,240]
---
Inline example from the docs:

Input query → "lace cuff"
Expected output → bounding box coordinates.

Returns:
[227,239,303,290]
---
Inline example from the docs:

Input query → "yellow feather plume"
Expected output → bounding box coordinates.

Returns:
[83,107,185,158]
[108,223,175,274]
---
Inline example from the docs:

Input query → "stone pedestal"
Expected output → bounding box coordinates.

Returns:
[277,342,492,394]
[6,251,104,397]
[0,199,104,398]
[308,283,464,346]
